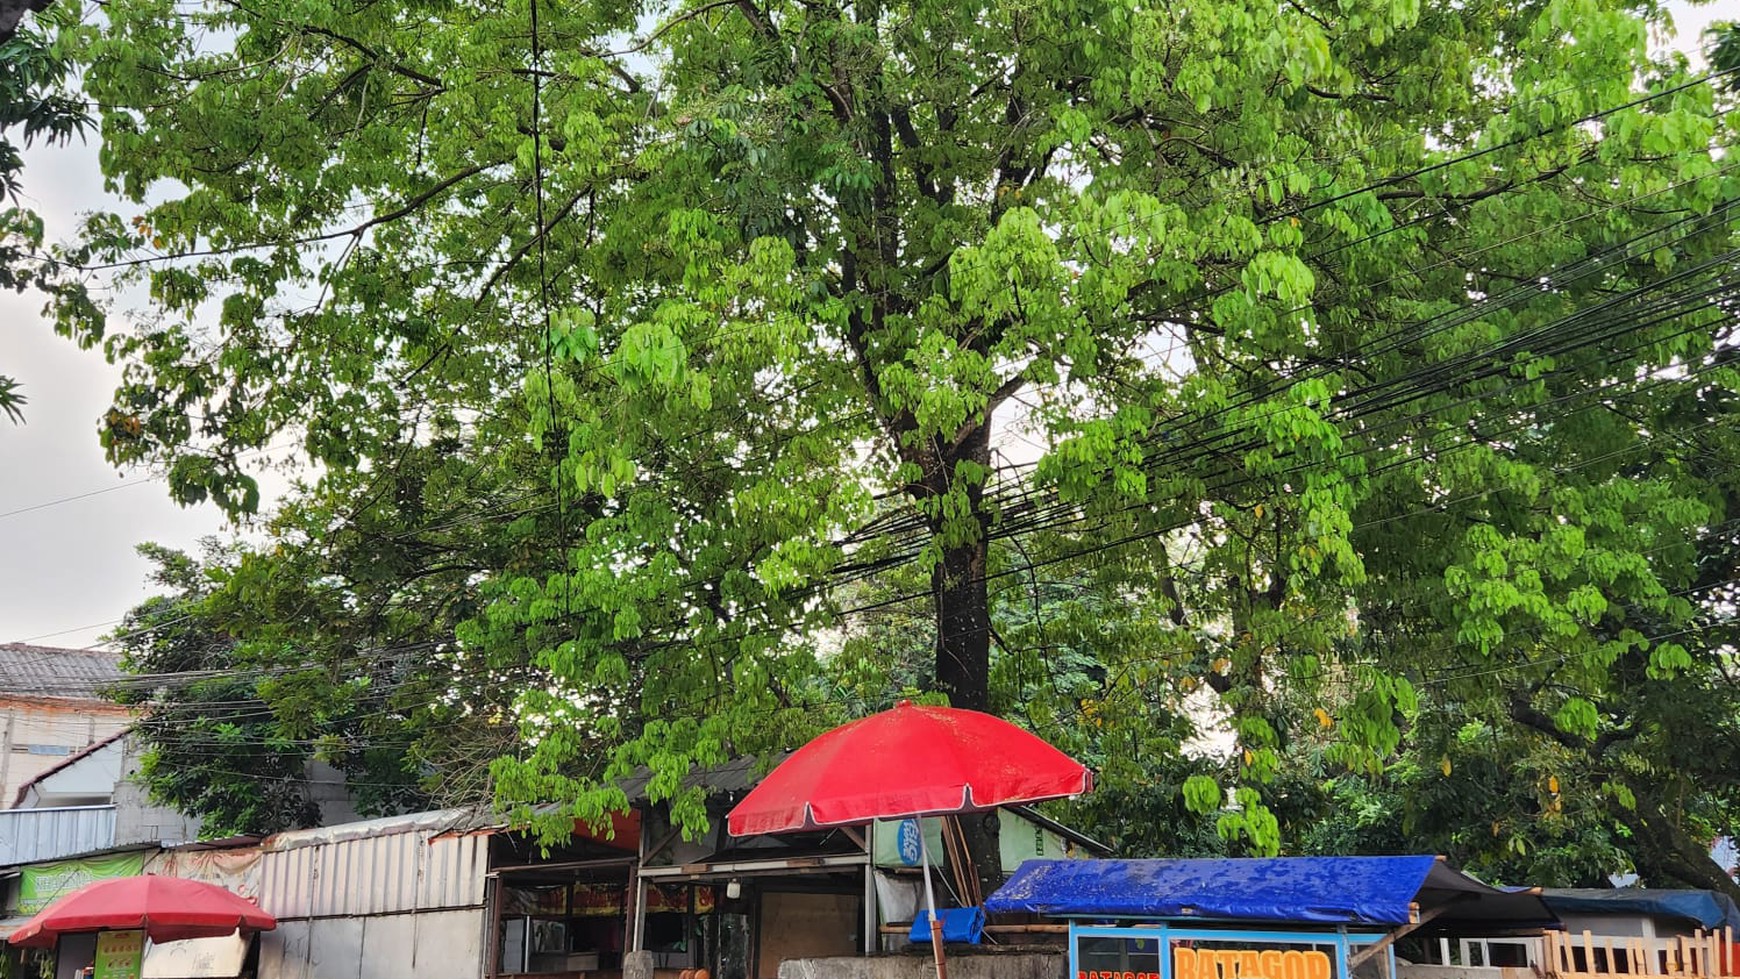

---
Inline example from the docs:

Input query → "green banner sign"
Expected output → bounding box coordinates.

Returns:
[16,852,147,914]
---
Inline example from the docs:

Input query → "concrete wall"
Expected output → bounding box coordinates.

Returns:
[22,737,122,805]
[0,698,131,808]
[1400,967,1535,979]
[777,952,1065,979]
[112,737,202,845]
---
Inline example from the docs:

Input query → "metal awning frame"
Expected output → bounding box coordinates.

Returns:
[1070,921,1395,979]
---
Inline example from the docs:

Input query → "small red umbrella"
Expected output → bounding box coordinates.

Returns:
[727,701,1092,978]
[8,876,276,949]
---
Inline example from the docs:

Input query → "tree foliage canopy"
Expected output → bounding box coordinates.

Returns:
[57,0,1740,887]
[0,0,88,423]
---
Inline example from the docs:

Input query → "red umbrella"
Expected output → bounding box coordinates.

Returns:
[727,700,1092,835]
[726,701,1092,978]
[8,876,276,949]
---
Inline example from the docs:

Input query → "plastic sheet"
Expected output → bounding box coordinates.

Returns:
[987,855,1531,926]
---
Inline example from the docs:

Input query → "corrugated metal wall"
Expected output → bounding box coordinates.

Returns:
[0,805,115,866]
[258,908,485,979]
[257,824,490,918]
[250,814,493,979]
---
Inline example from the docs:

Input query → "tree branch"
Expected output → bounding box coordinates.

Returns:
[295,24,445,92]
[476,186,589,305]
[945,373,1027,452]
[61,159,505,272]
[1303,83,1390,102]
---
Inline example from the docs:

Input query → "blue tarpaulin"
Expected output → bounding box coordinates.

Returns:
[909,907,986,944]
[1542,889,1740,933]
[986,856,1557,928]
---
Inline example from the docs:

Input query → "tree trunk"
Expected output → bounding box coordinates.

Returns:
[956,809,1006,900]
[930,423,992,713]
[933,536,991,712]
[1619,794,1740,902]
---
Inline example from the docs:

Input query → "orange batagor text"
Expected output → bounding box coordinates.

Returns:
[1077,946,1334,979]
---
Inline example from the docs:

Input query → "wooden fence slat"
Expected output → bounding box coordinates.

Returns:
[1519,932,1740,979]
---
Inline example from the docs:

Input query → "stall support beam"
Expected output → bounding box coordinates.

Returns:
[628,864,647,953]
[1348,905,1450,969]
[486,875,505,979]
[863,821,877,956]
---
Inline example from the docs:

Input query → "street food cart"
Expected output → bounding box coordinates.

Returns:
[984,856,1559,979]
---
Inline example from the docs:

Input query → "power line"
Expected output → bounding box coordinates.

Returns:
[830,230,1740,586]
[0,437,301,525]
[0,480,155,522]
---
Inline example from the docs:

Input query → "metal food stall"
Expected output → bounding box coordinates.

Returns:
[984,855,1560,979]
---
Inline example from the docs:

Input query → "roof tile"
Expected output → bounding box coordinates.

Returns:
[0,644,125,701]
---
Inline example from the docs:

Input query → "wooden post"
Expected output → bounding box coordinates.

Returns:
[487,875,506,979]
[940,817,978,908]
[0,710,14,807]
[631,807,650,955]
[863,854,877,956]
[629,868,647,953]
[1349,907,1450,969]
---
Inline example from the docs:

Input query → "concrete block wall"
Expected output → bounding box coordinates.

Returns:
[778,952,1066,979]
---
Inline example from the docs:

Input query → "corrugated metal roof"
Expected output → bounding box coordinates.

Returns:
[0,805,117,866]
[616,753,783,803]
[258,817,490,917]
[0,644,125,700]
[329,757,787,842]
[261,809,484,851]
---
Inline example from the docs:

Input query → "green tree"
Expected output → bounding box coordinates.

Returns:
[56,0,1740,873]
[1352,339,1740,895]
[113,543,340,835]
[112,528,520,835]
[0,0,88,423]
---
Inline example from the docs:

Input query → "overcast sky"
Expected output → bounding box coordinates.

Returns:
[1,0,1736,650]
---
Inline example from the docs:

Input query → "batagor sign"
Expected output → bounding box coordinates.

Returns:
[1077,945,1335,979]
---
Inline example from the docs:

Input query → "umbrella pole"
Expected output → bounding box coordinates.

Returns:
[918,818,949,979]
